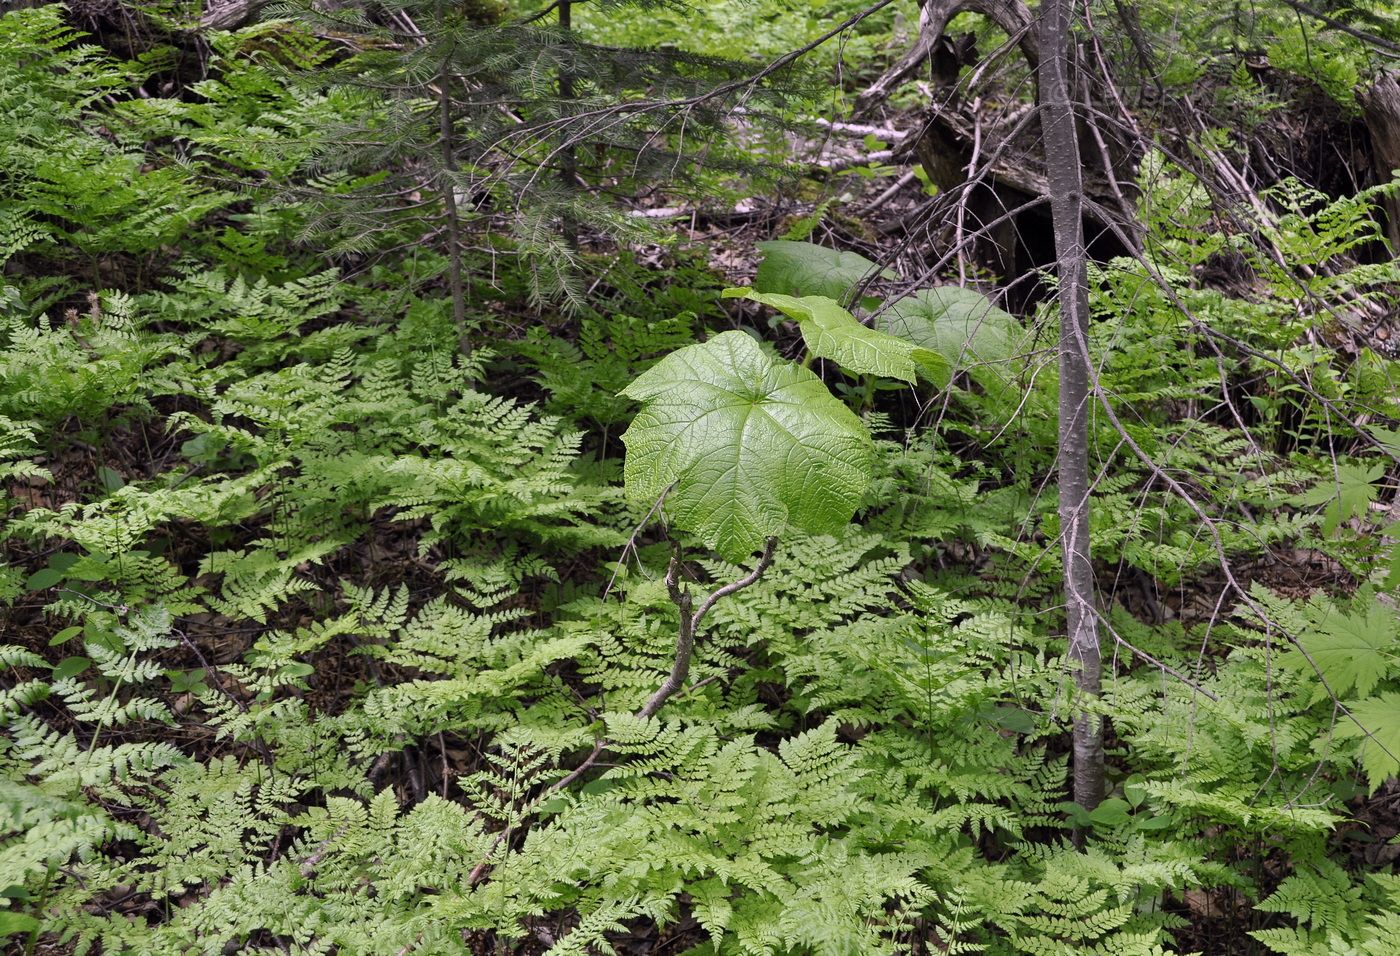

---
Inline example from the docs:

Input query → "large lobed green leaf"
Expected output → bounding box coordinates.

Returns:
[620,331,874,560]
[1339,693,1400,792]
[1292,461,1385,537]
[875,286,1023,386]
[753,240,894,303]
[1285,593,1398,702]
[723,288,946,384]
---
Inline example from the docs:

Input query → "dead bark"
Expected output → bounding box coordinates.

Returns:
[1361,71,1400,253]
[1037,0,1103,815]
[198,0,264,31]
[855,0,1038,114]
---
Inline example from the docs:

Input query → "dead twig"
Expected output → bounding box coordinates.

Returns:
[465,539,778,887]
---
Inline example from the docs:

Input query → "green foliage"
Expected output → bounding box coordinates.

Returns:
[724,287,943,383]
[1122,0,1395,119]
[620,331,874,559]
[574,0,899,79]
[3,3,1400,954]
[1338,694,1400,793]
[0,7,228,277]
[508,255,712,426]
[875,286,1025,386]
[1252,871,1400,955]
[1292,462,1386,537]
[752,239,894,304]
[1274,587,1399,702]
[270,0,798,304]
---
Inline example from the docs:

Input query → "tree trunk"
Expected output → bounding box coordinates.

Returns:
[1362,71,1400,254]
[437,61,469,352]
[558,0,580,247]
[1037,0,1103,816]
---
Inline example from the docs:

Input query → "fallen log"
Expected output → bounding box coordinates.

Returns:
[197,0,265,31]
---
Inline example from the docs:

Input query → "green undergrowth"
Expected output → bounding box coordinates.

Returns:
[2,6,1400,955]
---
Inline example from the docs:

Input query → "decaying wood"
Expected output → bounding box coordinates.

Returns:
[855,0,1039,114]
[197,0,264,31]
[906,105,1053,198]
[1361,71,1400,253]
[859,0,1131,283]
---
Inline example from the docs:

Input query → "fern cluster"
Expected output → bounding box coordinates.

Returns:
[3,5,1400,954]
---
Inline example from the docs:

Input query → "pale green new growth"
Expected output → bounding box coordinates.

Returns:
[620,331,873,560]
[723,288,946,383]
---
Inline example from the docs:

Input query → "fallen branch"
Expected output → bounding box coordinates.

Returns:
[814,150,896,173]
[814,118,909,140]
[855,0,1039,114]
[864,169,920,211]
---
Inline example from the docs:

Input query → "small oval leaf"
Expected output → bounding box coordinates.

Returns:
[52,656,92,681]
[1089,797,1132,828]
[25,568,63,591]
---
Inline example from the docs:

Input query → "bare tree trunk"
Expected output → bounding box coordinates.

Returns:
[1038,0,1103,816]
[558,0,580,248]
[1361,72,1400,254]
[438,81,470,353]
[432,0,468,353]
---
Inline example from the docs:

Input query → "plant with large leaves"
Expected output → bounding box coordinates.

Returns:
[723,289,946,384]
[622,240,1024,560]
[616,240,1022,736]
[593,328,881,776]
[620,330,874,561]
[752,239,896,306]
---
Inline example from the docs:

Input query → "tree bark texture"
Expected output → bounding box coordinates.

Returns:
[856,0,1038,113]
[1037,0,1103,814]
[558,1,582,247]
[1362,71,1400,254]
[436,80,470,347]
[436,30,469,351]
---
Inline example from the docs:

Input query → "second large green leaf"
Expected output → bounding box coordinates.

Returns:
[620,331,874,560]
[876,286,1023,385]
[723,288,946,384]
[754,240,895,303]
